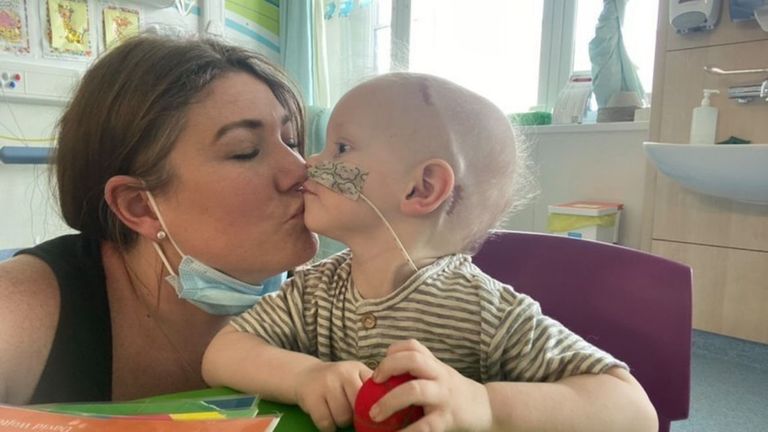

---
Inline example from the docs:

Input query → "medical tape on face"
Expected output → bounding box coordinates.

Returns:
[308,160,418,272]
[307,160,368,199]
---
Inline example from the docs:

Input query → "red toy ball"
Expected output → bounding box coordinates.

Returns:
[354,373,425,432]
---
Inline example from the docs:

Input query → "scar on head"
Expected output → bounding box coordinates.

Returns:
[446,184,463,216]
[418,81,433,106]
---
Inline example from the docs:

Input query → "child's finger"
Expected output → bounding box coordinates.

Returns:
[385,338,433,357]
[344,368,369,406]
[358,365,374,383]
[373,350,440,383]
[306,400,336,432]
[326,389,354,428]
[370,379,442,422]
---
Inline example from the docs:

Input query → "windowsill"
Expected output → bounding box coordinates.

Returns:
[519,121,649,134]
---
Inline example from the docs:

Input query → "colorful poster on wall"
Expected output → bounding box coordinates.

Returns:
[45,0,91,57]
[102,5,139,50]
[0,0,30,54]
[224,0,279,61]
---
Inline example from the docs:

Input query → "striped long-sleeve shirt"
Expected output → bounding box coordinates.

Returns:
[231,250,627,383]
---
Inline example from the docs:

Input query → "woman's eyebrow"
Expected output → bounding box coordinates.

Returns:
[214,119,264,141]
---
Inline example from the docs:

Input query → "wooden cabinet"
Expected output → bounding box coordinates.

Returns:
[644,1,768,343]
[652,240,768,343]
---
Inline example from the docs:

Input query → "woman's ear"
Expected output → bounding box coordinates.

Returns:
[401,159,455,216]
[104,175,161,240]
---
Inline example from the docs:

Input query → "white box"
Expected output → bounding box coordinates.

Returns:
[547,201,623,243]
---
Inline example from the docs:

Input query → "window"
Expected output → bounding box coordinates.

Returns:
[319,1,659,116]
[374,0,392,73]
[383,0,659,116]
[408,0,543,114]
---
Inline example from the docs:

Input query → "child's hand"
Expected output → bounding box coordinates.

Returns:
[369,339,493,432]
[294,360,374,432]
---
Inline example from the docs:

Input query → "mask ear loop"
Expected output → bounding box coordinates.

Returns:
[359,193,418,272]
[145,191,185,278]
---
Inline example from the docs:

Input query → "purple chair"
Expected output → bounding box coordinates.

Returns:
[473,230,692,432]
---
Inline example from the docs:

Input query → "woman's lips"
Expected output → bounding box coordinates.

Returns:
[289,202,305,220]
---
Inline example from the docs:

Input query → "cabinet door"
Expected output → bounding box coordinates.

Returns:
[652,240,768,344]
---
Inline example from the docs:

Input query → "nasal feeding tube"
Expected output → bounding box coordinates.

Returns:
[307,161,418,272]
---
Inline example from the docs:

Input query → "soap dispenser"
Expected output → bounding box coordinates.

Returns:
[689,89,719,144]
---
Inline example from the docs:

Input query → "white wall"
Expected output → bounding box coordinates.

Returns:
[0,0,281,250]
[502,122,650,250]
[0,3,199,250]
[0,102,71,249]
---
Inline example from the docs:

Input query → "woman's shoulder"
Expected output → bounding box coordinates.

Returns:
[0,252,60,316]
[0,252,60,404]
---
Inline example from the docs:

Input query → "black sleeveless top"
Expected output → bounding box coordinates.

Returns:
[17,234,112,403]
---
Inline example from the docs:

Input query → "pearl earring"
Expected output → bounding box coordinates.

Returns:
[156,230,167,241]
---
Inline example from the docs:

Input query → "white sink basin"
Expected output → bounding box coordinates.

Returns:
[644,142,768,205]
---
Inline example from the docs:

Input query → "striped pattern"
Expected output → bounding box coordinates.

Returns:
[225,0,279,35]
[231,251,627,383]
[224,0,280,56]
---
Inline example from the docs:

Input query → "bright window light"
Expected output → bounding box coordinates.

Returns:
[408,0,544,115]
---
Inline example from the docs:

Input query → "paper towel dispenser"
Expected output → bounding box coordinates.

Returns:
[670,0,722,33]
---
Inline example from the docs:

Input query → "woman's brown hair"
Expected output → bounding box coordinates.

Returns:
[55,35,305,248]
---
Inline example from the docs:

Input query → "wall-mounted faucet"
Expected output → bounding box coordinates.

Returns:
[703,66,768,103]
[728,81,768,104]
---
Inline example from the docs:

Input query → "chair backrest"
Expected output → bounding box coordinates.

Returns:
[473,231,692,432]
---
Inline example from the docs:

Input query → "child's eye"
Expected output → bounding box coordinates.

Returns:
[336,143,350,154]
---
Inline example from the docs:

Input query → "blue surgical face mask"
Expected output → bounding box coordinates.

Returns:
[146,192,282,315]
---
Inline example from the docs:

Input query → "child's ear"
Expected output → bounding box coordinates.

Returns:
[401,159,455,216]
[104,175,163,240]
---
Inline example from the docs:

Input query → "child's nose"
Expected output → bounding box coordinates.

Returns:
[305,152,321,167]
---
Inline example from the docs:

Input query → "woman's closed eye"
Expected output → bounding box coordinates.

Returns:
[231,148,260,161]
[284,138,299,152]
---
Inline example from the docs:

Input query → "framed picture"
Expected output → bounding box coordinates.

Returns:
[41,0,92,59]
[101,5,139,50]
[0,0,30,54]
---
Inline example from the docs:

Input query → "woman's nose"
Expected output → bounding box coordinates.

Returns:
[275,144,309,192]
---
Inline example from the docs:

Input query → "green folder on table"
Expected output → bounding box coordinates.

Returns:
[34,387,354,431]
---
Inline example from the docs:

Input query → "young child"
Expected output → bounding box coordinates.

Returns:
[202,73,657,432]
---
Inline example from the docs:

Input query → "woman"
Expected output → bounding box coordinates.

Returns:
[0,35,317,404]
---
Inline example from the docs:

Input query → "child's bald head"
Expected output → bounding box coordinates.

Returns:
[332,73,533,253]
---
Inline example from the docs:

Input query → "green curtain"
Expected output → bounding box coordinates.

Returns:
[280,2,342,260]
[588,0,645,108]
[279,0,315,104]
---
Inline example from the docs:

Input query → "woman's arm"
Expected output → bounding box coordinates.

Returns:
[0,256,60,404]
